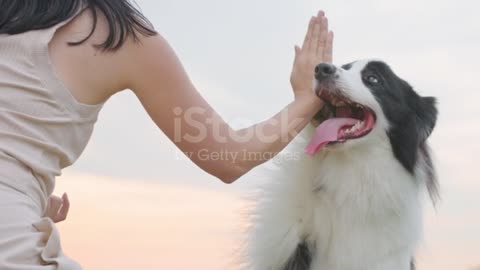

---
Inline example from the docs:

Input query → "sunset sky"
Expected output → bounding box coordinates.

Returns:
[54,0,479,269]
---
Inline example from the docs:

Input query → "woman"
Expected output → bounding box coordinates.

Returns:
[0,0,333,268]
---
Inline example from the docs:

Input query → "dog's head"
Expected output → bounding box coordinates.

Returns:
[310,59,438,172]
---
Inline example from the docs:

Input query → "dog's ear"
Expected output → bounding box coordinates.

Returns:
[416,96,438,142]
[388,95,438,173]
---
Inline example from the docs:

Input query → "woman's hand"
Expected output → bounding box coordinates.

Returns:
[290,10,333,101]
[46,193,70,223]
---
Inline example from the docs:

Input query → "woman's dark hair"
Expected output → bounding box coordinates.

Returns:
[0,0,157,51]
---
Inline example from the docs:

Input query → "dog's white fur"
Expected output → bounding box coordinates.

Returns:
[245,60,431,270]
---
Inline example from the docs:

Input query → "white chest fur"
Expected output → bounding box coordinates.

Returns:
[246,132,425,270]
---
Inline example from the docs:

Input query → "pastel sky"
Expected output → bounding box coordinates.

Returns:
[55,0,479,269]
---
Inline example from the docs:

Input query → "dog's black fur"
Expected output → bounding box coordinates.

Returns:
[360,61,439,202]
[282,242,312,270]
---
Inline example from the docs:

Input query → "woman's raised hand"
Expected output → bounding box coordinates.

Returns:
[290,10,334,100]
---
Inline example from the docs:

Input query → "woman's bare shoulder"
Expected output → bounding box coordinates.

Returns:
[49,9,133,105]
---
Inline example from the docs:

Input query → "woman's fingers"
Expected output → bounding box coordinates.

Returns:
[324,31,334,63]
[300,10,330,64]
[56,193,70,222]
[317,10,325,19]
[46,193,70,223]
[290,10,334,97]
[302,16,316,51]
[301,10,330,58]
[46,195,61,218]
[310,16,322,54]
[310,12,326,54]
[317,17,329,57]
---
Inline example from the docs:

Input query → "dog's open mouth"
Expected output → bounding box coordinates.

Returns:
[305,91,376,155]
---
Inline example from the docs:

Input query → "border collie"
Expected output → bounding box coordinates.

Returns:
[245,60,438,270]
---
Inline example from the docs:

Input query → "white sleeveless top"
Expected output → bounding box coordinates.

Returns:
[0,13,105,205]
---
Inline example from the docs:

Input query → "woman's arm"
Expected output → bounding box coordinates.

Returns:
[123,11,333,183]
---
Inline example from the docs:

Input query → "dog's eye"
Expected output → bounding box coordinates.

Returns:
[367,75,379,84]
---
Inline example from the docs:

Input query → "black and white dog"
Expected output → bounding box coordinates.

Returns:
[245,60,438,270]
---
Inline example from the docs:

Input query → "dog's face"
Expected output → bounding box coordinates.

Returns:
[312,59,437,172]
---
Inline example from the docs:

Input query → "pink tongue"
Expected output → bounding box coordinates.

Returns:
[305,118,358,156]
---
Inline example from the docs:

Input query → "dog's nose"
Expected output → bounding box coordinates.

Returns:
[315,63,337,81]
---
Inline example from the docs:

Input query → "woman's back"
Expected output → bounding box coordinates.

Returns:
[0,11,105,198]
[0,8,115,269]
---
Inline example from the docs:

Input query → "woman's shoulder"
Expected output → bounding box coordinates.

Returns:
[49,9,132,105]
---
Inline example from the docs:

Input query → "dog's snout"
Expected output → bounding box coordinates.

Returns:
[315,63,337,81]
